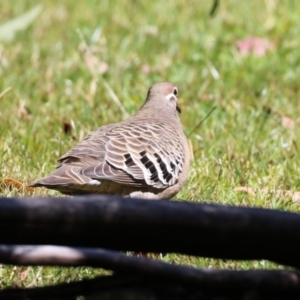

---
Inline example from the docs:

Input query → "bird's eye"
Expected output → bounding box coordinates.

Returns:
[173,88,178,96]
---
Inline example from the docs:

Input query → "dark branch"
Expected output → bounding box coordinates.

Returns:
[0,246,300,299]
[0,195,300,267]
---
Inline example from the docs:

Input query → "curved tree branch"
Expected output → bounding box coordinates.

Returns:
[0,195,300,267]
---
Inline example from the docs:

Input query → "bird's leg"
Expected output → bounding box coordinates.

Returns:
[127,191,162,257]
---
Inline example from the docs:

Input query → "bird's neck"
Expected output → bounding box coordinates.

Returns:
[131,101,180,122]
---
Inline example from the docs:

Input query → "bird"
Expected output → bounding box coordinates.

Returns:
[30,82,190,199]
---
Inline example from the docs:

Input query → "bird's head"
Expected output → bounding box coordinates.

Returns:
[145,82,181,115]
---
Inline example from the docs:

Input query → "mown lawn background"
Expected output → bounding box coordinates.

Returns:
[1,0,300,289]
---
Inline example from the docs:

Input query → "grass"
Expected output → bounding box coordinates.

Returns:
[1,0,300,289]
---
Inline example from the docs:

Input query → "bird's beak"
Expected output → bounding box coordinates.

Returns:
[176,104,181,113]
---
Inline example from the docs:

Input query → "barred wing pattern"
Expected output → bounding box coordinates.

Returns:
[57,121,185,189]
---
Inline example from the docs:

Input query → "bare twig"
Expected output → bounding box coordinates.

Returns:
[187,106,216,137]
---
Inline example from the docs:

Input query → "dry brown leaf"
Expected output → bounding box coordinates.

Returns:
[19,267,30,281]
[290,192,300,203]
[0,178,34,192]
[234,186,256,196]
[235,186,300,202]
[262,105,295,130]
[281,116,295,130]
[17,99,32,120]
[199,93,213,101]
[141,64,151,74]
[83,52,109,75]
[236,37,274,57]
[63,120,76,140]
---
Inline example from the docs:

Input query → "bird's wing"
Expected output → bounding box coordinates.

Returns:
[59,121,186,188]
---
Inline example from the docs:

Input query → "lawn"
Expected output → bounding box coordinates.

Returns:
[1,0,300,289]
